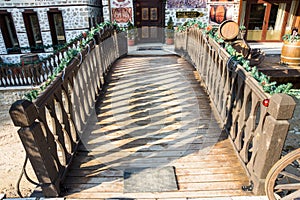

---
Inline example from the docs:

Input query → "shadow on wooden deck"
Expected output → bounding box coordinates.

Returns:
[62,55,252,199]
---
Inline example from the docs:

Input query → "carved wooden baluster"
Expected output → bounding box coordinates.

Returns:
[11,67,18,85]
[0,67,4,86]
[248,94,296,194]
[49,56,56,75]
[85,41,97,101]
[9,100,61,197]
[1,67,7,86]
[37,62,45,83]
[40,62,48,82]
[91,40,102,91]
[31,64,41,85]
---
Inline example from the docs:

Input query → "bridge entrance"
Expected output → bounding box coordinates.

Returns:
[62,55,250,199]
[133,0,165,43]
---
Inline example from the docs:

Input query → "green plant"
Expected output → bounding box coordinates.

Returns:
[166,17,175,39]
[22,21,124,101]
[176,19,300,99]
[282,28,300,42]
[126,21,137,40]
[239,25,246,31]
[167,17,174,30]
[282,34,300,42]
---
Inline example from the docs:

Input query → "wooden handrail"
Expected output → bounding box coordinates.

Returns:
[175,28,296,194]
[0,38,84,87]
[9,28,127,197]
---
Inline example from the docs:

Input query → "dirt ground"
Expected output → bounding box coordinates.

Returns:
[0,113,36,198]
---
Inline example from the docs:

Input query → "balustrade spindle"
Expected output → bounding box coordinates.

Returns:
[9,28,127,197]
[175,28,296,195]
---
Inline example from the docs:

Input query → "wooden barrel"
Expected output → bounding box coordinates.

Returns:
[20,54,39,65]
[218,20,239,41]
[210,6,216,22]
[210,5,227,24]
[281,41,300,66]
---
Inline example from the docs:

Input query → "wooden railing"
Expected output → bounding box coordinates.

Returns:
[175,28,296,194]
[0,25,123,87]
[9,26,127,197]
[1,42,75,87]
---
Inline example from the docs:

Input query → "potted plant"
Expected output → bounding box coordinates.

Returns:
[281,27,300,66]
[165,17,174,45]
[239,25,246,39]
[127,21,137,46]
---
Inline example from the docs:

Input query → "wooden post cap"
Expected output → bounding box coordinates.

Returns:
[9,100,38,127]
[268,93,296,120]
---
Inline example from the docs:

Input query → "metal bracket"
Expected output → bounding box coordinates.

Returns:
[226,56,238,72]
[242,181,253,192]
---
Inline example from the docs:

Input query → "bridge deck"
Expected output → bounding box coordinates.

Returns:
[63,55,252,199]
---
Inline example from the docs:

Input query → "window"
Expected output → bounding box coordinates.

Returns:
[47,9,66,49]
[23,10,44,53]
[89,17,93,29]
[0,11,21,54]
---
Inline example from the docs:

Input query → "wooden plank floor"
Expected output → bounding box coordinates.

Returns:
[63,55,252,199]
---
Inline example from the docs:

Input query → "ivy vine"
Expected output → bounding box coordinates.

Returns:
[22,21,121,101]
[176,19,300,99]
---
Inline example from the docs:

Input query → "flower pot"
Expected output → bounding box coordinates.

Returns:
[165,38,174,45]
[281,40,300,66]
[128,39,135,46]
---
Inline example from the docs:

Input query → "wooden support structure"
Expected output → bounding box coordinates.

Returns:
[9,26,128,197]
[175,28,296,195]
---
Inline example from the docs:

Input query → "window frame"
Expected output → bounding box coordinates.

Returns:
[47,8,66,50]
[0,10,21,54]
[22,9,44,53]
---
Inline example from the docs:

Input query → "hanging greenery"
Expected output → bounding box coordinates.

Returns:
[22,21,121,101]
[1,21,121,68]
[23,45,80,101]
[176,19,300,99]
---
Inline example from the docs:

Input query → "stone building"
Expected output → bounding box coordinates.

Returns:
[0,0,104,63]
[1,0,300,63]
[113,0,300,43]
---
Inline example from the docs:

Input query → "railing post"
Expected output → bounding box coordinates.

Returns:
[249,93,296,194]
[9,100,60,197]
[175,27,297,196]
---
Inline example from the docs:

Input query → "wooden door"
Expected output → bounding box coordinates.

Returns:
[134,0,165,43]
[244,0,291,42]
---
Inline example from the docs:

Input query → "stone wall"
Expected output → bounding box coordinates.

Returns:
[164,1,240,27]
[102,0,110,22]
[0,0,103,60]
[99,0,241,28]
[0,87,35,121]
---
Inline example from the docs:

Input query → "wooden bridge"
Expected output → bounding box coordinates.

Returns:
[62,55,250,199]
[8,25,296,199]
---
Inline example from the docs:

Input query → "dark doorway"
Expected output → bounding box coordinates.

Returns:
[244,0,292,42]
[134,0,165,43]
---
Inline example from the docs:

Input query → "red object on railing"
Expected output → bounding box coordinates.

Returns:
[262,99,270,107]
